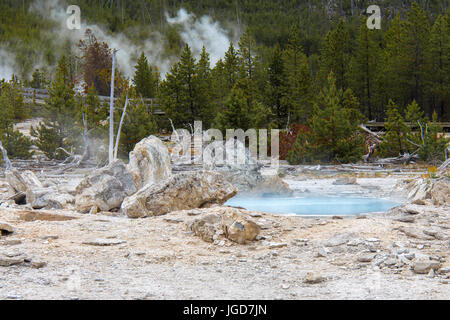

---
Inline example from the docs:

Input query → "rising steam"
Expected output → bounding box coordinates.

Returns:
[0,0,238,81]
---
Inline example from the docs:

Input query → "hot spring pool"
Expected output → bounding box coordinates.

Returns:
[225,196,400,216]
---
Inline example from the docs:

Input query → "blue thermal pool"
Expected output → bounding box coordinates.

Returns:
[225,196,400,216]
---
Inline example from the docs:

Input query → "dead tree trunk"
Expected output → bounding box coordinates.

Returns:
[114,95,129,160]
[0,140,12,171]
[109,49,118,164]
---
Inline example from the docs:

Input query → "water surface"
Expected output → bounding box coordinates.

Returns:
[225,196,399,216]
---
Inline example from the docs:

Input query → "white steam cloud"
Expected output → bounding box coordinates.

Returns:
[22,0,237,80]
[0,48,16,81]
[166,8,232,66]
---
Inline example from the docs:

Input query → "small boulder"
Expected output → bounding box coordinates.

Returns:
[413,258,441,274]
[188,214,221,243]
[0,222,14,235]
[222,212,261,244]
[303,272,324,284]
[26,188,74,210]
[75,160,137,213]
[6,170,43,194]
[429,180,449,206]
[187,207,261,244]
[122,171,237,218]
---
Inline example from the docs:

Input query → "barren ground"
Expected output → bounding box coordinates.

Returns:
[0,166,449,300]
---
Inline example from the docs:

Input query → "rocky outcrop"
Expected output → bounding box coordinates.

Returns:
[203,139,291,195]
[127,136,172,190]
[122,171,237,218]
[253,174,292,196]
[6,170,43,194]
[75,160,137,213]
[406,177,449,205]
[187,207,261,244]
[26,188,75,210]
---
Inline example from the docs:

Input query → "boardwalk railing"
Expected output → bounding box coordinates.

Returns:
[21,87,165,115]
[21,88,450,130]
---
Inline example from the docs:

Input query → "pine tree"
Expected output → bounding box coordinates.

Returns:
[429,13,449,121]
[350,19,380,120]
[266,43,289,128]
[377,100,410,157]
[133,52,158,99]
[223,42,241,92]
[286,73,364,164]
[160,44,209,129]
[238,27,258,80]
[195,46,214,127]
[319,19,350,90]
[80,85,106,133]
[0,81,33,159]
[214,85,251,132]
[215,79,273,132]
[379,15,409,113]
[31,55,80,159]
[404,2,431,113]
[283,24,314,124]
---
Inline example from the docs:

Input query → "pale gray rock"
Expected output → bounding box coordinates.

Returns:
[122,171,237,218]
[187,207,261,244]
[324,233,356,247]
[413,259,441,274]
[127,135,172,190]
[357,253,376,263]
[6,169,43,194]
[75,160,137,213]
[203,139,291,195]
[303,272,324,284]
[26,188,74,209]
[188,214,221,243]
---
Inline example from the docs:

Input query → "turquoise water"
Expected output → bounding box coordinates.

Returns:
[225,196,399,216]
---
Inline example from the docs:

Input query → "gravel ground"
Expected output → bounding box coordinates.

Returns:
[1,171,449,300]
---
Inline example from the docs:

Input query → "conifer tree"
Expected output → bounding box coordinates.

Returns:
[238,27,258,80]
[350,19,380,120]
[133,52,158,99]
[429,14,449,120]
[404,2,431,113]
[223,42,241,92]
[195,46,214,127]
[160,44,213,129]
[286,73,364,164]
[0,81,33,159]
[214,85,251,132]
[31,55,80,159]
[377,100,410,157]
[266,43,289,128]
[283,24,314,123]
[319,19,350,90]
